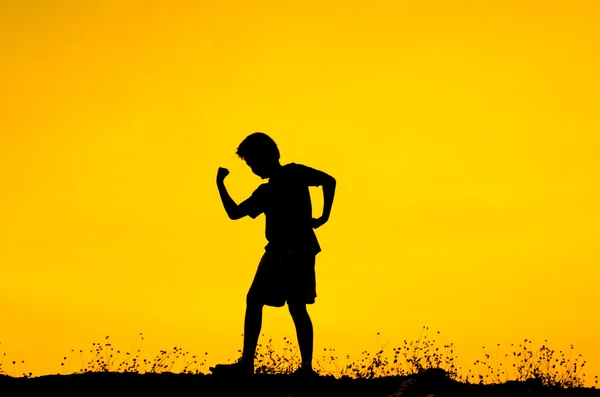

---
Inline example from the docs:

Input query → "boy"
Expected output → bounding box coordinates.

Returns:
[211,132,336,377]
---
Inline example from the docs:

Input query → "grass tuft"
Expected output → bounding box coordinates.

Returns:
[1,327,597,389]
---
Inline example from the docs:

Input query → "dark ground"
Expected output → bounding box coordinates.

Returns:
[1,368,599,397]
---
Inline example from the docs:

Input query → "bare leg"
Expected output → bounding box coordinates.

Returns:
[210,301,263,375]
[242,302,264,366]
[288,303,313,369]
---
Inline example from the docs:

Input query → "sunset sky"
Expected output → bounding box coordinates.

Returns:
[1,0,599,383]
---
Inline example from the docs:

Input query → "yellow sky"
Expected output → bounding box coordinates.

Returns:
[1,0,599,383]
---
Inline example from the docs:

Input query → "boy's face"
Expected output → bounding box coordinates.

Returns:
[245,157,272,179]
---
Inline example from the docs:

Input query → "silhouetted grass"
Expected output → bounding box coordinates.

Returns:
[1,327,599,396]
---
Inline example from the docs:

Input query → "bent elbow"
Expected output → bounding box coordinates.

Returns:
[228,208,245,220]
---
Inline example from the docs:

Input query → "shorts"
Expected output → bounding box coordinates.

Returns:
[246,250,316,307]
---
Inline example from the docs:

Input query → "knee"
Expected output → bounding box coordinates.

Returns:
[288,303,308,318]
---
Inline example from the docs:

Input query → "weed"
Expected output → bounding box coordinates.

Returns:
[0,328,596,388]
[466,339,587,387]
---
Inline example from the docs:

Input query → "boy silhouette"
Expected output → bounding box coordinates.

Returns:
[211,132,336,377]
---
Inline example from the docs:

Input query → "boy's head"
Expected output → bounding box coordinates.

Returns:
[237,132,280,179]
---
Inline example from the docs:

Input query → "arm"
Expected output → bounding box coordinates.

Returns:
[312,173,336,229]
[216,167,246,220]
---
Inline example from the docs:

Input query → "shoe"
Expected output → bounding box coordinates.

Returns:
[209,360,254,377]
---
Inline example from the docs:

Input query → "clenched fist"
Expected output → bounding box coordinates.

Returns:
[217,167,230,183]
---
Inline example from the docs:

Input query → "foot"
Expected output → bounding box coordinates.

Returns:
[209,359,254,377]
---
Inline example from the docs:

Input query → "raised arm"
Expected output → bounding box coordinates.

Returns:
[216,167,246,220]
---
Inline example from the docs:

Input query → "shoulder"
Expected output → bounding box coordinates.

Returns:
[285,162,325,177]
[251,183,270,196]
[283,162,310,174]
[283,163,332,186]
[280,163,312,180]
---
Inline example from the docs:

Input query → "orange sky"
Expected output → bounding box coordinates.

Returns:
[1,0,599,384]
